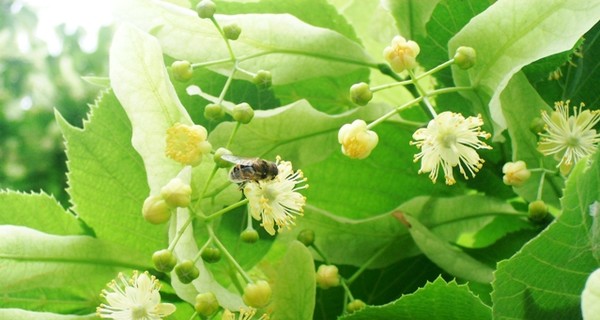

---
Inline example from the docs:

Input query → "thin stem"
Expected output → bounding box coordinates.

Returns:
[237,49,380,69]
[193,165,219,213]
[217,67,237,104]
[191,57,233,69]
[188,311,198,320]
[370,79,413,92]
[346,244,389,284]
[340,279,355,301]
[311,243,331,265]
[408,69,437,118]
[193,238,213,263]
[205,198,249,221]
[366,96,423,130]
[226,122,242,150]
[168,214,195,251]
[210,17,236,60]
[246,206,254,229]
[207,224,252,283]
[536,170,546,201]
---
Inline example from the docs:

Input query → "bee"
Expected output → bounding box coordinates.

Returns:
[221,154,279,183]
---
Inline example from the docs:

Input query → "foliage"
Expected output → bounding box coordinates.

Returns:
[1,0,599,319]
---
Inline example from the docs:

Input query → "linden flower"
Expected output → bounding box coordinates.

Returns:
[338,119,379,159]
[97,271,176,320]
[222,308,270,320]
[502,160,531,187]
[537,101,600,175]
[411,111,492,185]
[383,35,420,73]
[165,123,212,166]
[243,157,307,235]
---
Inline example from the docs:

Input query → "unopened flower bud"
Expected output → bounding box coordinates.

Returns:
[166,123,212,166]
[582,268,600,320]
[453,46,476,70]
[196,0,216,19]
[214,147,233,168]
[241,229,259,243]
[528,200,549,222]
[204,103,226,121]
[175,260,200,284]
[316,265,340,289]
[529,117,546,134]
[142,195,172,224]
[242,280,272,308]
[346,299,366,313]
[383,36,420,73]
[223,23,242,40]
[502,161,531,187]
[297,229,315,246]
[171,60,193,82]
[252,70,272,89]
[161,177,192,208]
[349,82,373,106]
[201,247,221,263]
[194,292,219,317]
[232,103,254,124]
[152,249,177,273]
[338,119,379,159]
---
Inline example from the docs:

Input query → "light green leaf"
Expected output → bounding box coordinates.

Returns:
[0,309,95,320]
[499,72,563,206]
[383,0,441,39]
[109,23,192,194]
[0,190,82,236]
[449,0,600,137]
[492,150,600,319]
[57,90,165,258]
[403,214,494,283]
[339,277,491,320]
[262,241,316,320]
[113,0,374,84]
[0,225,147,314]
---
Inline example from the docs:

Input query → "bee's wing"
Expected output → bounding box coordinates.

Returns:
[221,154,256,165]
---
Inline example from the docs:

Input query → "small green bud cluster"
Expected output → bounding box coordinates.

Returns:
[349,82,373,106]
[528,200,549,222]
[152,249,177,273]
[174,260,200,284]
[297,229,315,246]
[347,299,366,313]
[142,176,192,225]
[316,264,340,289]
[214,147,233,168]
[252,70,272,89]
[242,280,272,308]
[196,0,216,19]
[171,60,193,82]
[201,247,221,263]
[204,103,226,121]
[223,23,242,40]
[232,103,254,124]
[241,229,260,243]
[194,292,219,317]
[454,46,476,70]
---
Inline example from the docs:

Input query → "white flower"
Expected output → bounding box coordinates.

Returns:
[243,157,307,235]
[538,101,600,175]
[97,271,176,320]
[338,119,379,159]
[411,111,491,185]
[383,36,420,73]
[582,268,600,320]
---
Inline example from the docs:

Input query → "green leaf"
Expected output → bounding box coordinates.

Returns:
[384,0,441,39]
[499,72,564,206]
[262,241,316,320]
[0,225,147,314]
[339,277,491,320]
[0,309,95,320]
[492,150,600,319]
[0,190,82,235]
[449,0,600,136]
[57,90,165,258]
[564,22,600,106]
[113,0,374,85]
[109,24,193,194]
[403,214,494,283]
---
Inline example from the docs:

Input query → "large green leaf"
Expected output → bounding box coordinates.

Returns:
[0,190,82,236]
[449,0,600,137]
[113,0,374,85]
[57,90,165,258]
[0,225,147,314]
[492,150,600,319]
[339,277,491,320]
[383,0,441,40]
[0,309,95,320]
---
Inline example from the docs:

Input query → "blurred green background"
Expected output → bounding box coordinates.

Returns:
[0,0,111,205]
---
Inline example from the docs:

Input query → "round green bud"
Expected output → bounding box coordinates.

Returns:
[529,117,546,134]
[528,200,549,222]
[196,0,216,19]
[204,103,226,121]
[316,264,340,289]
[242,280,272,308]
[349,82,373,106]
[152,249,177,273]
[252,70,272,89]
[194,292,219,317]
[171,60,193,82]
[453,46,476,70]
[174,260,200,284]
[232,103,255,124]
[214,147,233,168]
[241,229,259,243]
[297,229,315,246]
[142,195,172,224]
[201,247,221,263]
[160,177,192,208]
[346,299,366,313]
[223,23,242,40]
